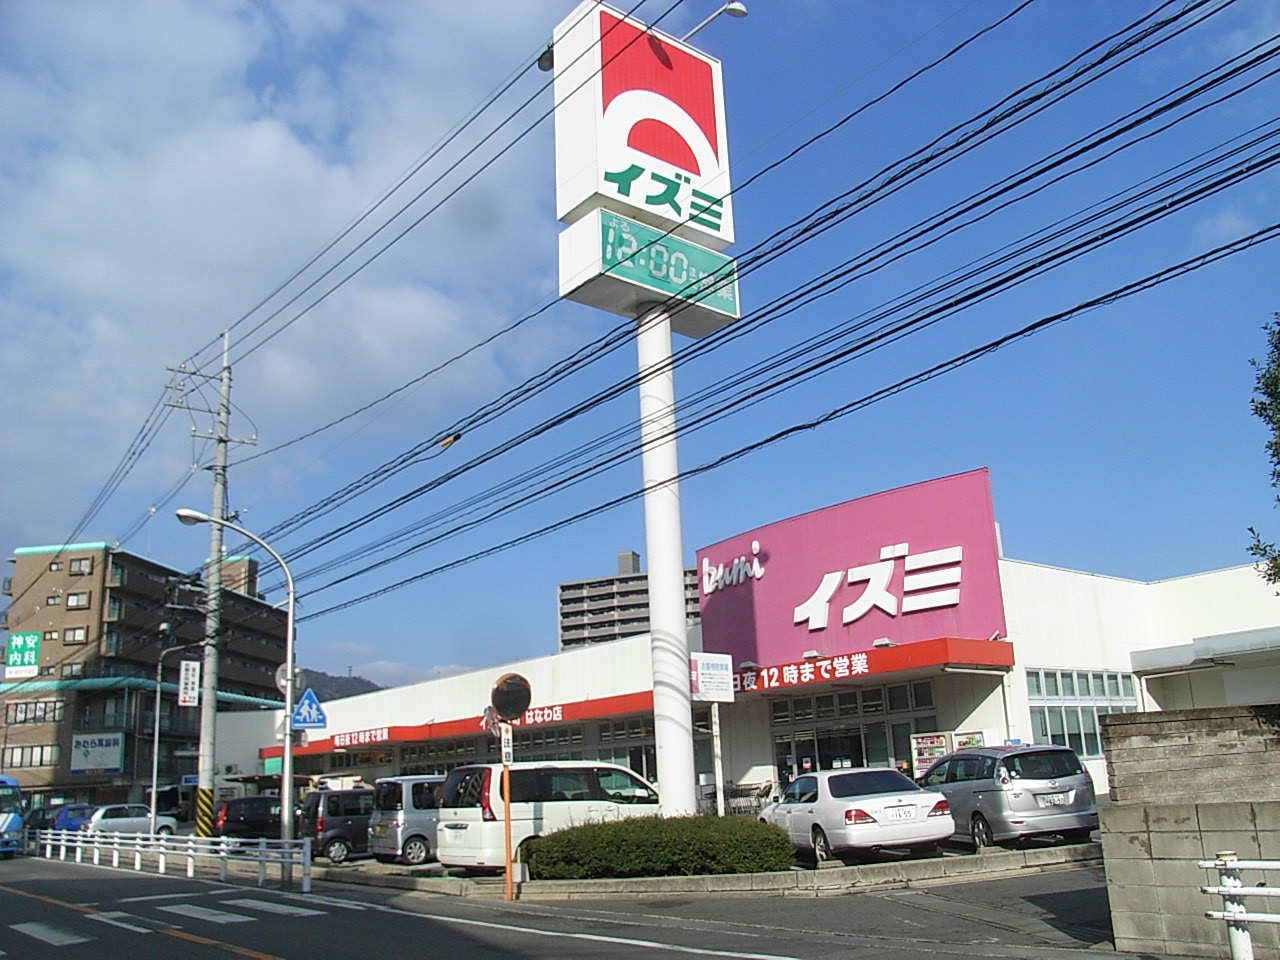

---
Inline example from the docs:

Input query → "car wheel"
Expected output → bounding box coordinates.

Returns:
[812,826,834,863]
[402,836,429,866]
[325,838,351,864]
[971,814,994,851]
[157,826,173,837]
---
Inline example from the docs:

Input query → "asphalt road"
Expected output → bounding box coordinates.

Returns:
[0,855,1156,960]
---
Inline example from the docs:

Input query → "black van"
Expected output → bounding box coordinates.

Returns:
[213,796,281,840]
[299,788,375,863]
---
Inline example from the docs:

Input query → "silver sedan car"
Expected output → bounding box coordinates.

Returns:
[760,768,954,862]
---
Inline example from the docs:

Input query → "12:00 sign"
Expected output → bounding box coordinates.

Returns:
[604,225,695,286]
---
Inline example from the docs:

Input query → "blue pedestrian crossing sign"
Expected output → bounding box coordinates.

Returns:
[291,688,327,730]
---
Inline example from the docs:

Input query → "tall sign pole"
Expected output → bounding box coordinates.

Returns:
[552,3,742,816]
[490,673,531,902]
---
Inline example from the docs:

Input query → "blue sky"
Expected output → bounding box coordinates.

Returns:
[2,0,1278,687]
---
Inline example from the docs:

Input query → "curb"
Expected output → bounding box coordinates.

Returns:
[309,841,1103,901]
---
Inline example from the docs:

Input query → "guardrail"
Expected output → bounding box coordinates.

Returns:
[26,829,312,892]
[1199,851,1280,960]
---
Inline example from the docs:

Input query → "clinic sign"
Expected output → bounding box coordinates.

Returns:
[5,632,41,679]
[553,2,734,249]
[696,470,1007,668]
[71,733,124,775]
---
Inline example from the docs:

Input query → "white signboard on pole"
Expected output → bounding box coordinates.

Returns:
[689,651,735,702]
[178,659,201,707]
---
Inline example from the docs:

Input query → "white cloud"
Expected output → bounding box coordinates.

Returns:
[0,0,570,553]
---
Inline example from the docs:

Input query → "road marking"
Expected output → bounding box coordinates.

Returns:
[219,898,326,917]
[0,883,278,959]
[10,922,93,946]
[117,891,222,903]
[280,892,366,911]
[87,911,152,933]
[158,904,255,924]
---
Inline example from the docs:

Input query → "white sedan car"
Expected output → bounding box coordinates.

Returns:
[760,768,954,862]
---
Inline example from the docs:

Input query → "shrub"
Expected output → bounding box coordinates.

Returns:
[523,814,792,879]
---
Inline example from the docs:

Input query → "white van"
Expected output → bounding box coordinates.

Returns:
[368,775,445,865]
[436,761,659,870]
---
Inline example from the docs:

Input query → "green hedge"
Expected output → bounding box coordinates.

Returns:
[522,815,793,879]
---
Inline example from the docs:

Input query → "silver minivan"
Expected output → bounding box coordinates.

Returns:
[368,775,445,865]
[918,744,1097,850]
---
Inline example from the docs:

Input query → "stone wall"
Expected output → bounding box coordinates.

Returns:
[1100,706,1280,958]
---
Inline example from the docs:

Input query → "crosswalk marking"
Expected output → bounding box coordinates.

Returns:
[10,921,94,946]
[88,910,177,934]
[219,898,325,917]
[288,893,366,911]
[157,903,254,924]
[87,912,152,933]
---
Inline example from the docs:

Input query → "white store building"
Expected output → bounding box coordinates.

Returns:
[216,469,1280,802]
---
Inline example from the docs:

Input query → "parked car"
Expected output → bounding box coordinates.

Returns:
[759,768,953,862]
[81,803,177,835]
[213,796,282,840]
[299,788,374,863]
[51,804,97,832]
[26,806,62,831]
[369,775,445,866]
[436,762,659,872]
[917,744,1097,849]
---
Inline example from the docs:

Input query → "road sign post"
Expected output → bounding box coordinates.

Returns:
[490,673,531,902]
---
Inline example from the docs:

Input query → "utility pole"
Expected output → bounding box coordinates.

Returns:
[165,332,254,836]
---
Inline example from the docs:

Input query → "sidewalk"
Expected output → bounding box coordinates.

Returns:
[308,840,1103,901]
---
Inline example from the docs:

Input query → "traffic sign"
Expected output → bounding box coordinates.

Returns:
[291,688,327,730]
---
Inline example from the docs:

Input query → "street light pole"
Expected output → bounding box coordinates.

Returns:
[149,632,205,834]
[176,509,297,851]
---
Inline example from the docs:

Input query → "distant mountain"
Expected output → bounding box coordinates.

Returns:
[300,668,382,701]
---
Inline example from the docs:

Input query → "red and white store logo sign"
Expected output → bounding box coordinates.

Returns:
[553,2,734,247]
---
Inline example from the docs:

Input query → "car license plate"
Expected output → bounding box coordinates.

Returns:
[375,825,386,837]
[444,827,463,844]
[1038,792,1069,807]
[886,806,915,821]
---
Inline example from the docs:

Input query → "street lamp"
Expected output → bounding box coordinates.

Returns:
[535,2,746,71]
[149,630,205,834]
[175,508,297,849]
[681,1,748,42]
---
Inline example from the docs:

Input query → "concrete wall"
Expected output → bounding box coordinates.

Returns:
[1100,705,1280,958]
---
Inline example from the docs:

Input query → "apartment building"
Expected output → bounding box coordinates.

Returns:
[2,542,286,810]
[557,550,700,649]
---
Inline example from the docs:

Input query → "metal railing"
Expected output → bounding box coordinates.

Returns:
[26,829,312,892]
[1200,851,1280,960]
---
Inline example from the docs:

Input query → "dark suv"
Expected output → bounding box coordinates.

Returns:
[299,788,374,863]
[213,796,281,840]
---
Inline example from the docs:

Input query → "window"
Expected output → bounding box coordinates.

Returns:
[46,595,60,606]
[1044,671,1060,697]
[42,630,59,643]
[64,626,88,644]
[911,681,934,709]
[2,744,59,768]
[861,688,884,715]
[770,700,791,725]
[107,596,122,618]
[1026,670,1042,697]
[48,561,62,572]
[69,557,93,575]
[887,684,911,712]
[837,692,859,718]
[66,592,90,609]
[6,700,65,724]
[61,663,84,678]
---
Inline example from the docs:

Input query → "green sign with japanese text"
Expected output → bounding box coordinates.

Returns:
[599,211,739,319]
[5,631,41,679]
